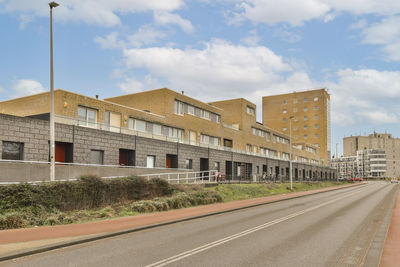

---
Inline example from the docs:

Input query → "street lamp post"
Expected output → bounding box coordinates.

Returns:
[49,1,59,182]
[289,116,294,191]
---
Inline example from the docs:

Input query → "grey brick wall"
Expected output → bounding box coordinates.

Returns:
[0,114,337,180]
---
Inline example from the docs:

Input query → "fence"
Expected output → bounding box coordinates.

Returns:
[104,170,219,184]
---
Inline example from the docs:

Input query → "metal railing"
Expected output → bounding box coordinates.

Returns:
[105,170,219,184]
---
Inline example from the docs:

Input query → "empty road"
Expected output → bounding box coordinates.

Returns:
[2,182,398,267]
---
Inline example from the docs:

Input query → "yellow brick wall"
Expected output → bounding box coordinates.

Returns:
[262,89,330,165]
[0,88,322,163]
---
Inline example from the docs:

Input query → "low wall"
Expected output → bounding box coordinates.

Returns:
[0,161,191,183]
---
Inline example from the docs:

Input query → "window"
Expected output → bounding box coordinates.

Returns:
[200,134,219,146]
[293,107,298,113]
[90,150,104,165]
[119,149,135,166]
[314,124,319,129]
[304,134,308,139]
[246,144,252,152]
[283,127,287,131]
[214,162,220,172]
[283,118,287,122]
[314,133,318,138]
[187,105,195,115]
[283,100,287,105]
[304,97,308,102]
[315,143,319,147]
[304,125,308,130]
[294,126,298,130]
[2,141,23,160]
[304,107,308,111]
[147,155,155,168]
[105,111,121,132]
[304,116,308,121]
[135,119,146,132]
[314,115,318,120]
[283,109,287,114]
[78,106,97,128]
[153,124,162,135]
[247,106,255,115]
[203,110,210,120]
[314,106,319,110]
[186,159,193,169]
[314,97,318,101]
[293,98,298,104]
[256,166,260,174]
[174,100,184,115]
[282,153,289,160]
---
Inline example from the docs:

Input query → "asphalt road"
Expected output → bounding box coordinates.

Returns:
[2,182,398,267]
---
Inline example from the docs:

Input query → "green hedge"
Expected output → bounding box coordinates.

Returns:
[0,175,174,213]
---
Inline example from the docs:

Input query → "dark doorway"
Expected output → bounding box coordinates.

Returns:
[200,158,209,179]
[303,169,306,180]
[166,154,178,168]
[245,163,252,179]
[286,167,289,179]
[55,142,73,163]
[119,149,135,166]
[226,161,232,180]
[275,166,280,181]
[295,168,298,180]
[262,165,267,178]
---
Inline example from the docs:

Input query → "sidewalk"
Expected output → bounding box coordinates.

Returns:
[0,183,360,261]
[379,187,400,267]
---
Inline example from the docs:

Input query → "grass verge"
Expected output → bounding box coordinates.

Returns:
[0,178,348,230]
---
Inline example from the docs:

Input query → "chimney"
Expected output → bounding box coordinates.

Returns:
[181,91,184,95]
[95,95,99,99]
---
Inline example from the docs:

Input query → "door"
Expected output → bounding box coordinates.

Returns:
[200,158,209,179]
[55,143,66,162]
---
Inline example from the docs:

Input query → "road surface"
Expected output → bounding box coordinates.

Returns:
[2,182,397,267]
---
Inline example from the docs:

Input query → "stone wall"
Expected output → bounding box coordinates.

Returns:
[0,114,337,182]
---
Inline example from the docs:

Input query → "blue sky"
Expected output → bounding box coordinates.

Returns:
[1,0,400,156]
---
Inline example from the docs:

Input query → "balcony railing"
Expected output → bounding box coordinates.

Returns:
[55,115,324,167]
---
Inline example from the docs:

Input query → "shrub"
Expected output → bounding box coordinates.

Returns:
[0,213,28,230]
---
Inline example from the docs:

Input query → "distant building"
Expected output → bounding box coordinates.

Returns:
[332,149,386,179]
[262,89,330,165]
[331,156,357,179]
[343,132,400,178]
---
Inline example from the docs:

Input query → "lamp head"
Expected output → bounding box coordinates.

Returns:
[49,2,59,8]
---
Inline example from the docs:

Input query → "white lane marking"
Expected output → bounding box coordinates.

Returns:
[145,186,370,267]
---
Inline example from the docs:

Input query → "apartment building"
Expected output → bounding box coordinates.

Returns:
[262,89,330,165]
[332,149,386,179]
[331,156,357,179]
[343,132,400,178]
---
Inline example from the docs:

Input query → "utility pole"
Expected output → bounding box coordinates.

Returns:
[49,1,59,181]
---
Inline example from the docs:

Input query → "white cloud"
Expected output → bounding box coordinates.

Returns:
[95,32,125,50]
[359,16,400,61]
[356,110,399,124]
[237,0,331,26]
[1,0,184,27]
[153,12,194,33]
[120,40,400,127]
[95,25,167,50]
[128,25,167,48]
[240,29,259,46]
[120,39,317,120]
[12,79,46,97]
[327,68,400,126]
[231,0,400,27]
[118,75,162,93]
[122,40,292,98]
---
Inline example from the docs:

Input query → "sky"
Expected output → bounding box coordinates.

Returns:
[0,0,400,156]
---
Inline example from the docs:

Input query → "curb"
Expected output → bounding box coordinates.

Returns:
[0,183,365,262]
